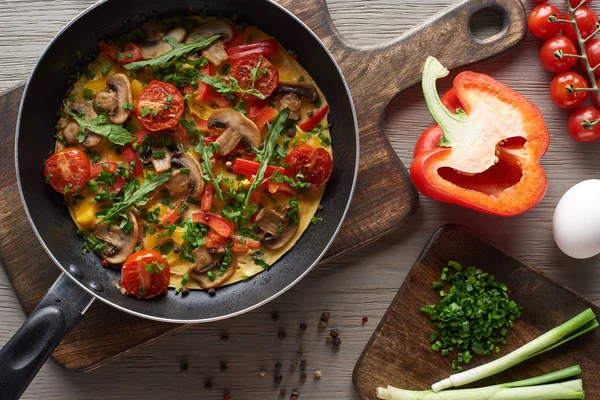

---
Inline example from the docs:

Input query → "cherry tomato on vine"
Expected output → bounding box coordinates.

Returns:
[568,106,600,142]
[540,36,578,72]
[590,78,600,108]
[533,0,548,2]
[550,72,589,109]
[563,6,599,44]
[528,4,562,40]
[585,38,600,76]
[569,0,592,6]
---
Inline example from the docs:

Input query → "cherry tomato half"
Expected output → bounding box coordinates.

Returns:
[528,4,562,40]
[121,250,170,299]
[44,148,90,194]
[540,36,578,73]
[568,106,600,142]
[136,80,184,131]
[286,144,333,191]
[231,54,279,101]
[550,72,589,109]
[563,6,599,43]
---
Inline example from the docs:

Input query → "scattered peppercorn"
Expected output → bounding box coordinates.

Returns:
[220,362,228,372]
[208,288,216,296]
[362,317,369,325]
[332,337,342,346]
[290,360,297,370]
[259,368,267,377]
[275,362,282,370]
[300,360,307,370]
[300,371,307,380]
[173,246,180,253]
[330,328,339,338]
[223,393,232,400]
[102,260,109,267]
[274,375,283,384]
[181,286,189,296]
[326,335,333,343]
[180,361,188,372]
[320,312,330,322]
[297,345,305,354]
[291,397,297,400]
[221,334,229,343]
[272,312,280,322]
[277,330,286,340]
[280,388,287,396]
[299,323,307,332]
[226,155,234,162]
[317,204,324,210]
[314,370,322,379]
[204,380,213,390]
[292,389,299,396]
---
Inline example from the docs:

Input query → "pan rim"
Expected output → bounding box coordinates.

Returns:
[15,0,359,324]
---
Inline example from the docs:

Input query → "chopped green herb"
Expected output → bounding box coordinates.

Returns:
[122,102,134,111]
[101,64,112,76]
[140,107,151,117]
[251,250,270,270]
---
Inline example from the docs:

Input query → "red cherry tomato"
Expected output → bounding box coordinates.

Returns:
[540,36,578,72]
[286,144,333,191]
[585,38,600,76]
[533,0,548,2]
[231,54,279,101]
[550,72,589,109]
[528,4,562,40]
[563,6,599,43]
[568,106,600,142]
[569,0,592,6]
[136,80,184,131]
[44,148,90,194]
[121,250,170,299]
[589,78,600,108]
[98,41,142,65]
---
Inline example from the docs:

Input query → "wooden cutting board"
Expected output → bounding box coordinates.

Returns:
[0,0,527,371]
[353,225,600,399]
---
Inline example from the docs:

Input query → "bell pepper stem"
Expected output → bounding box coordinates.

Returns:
[422,57,468,147]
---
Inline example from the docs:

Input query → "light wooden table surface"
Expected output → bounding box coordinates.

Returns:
[1,0,599,399]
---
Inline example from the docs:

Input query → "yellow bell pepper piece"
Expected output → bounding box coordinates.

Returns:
[74,199,98,230]
[171,227,187,246]
[83,79,107,95]
[131,79,144,102]
[189,99,215,121]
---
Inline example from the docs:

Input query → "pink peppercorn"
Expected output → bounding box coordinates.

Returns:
[362,317,368,325]
[224,393,232,400]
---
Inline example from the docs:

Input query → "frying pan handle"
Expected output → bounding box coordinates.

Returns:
[0,273,93,399]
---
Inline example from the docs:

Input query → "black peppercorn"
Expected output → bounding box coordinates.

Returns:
[299,323,307,332]
[275,362,282,370]
[180,361,188,372]
[220,362,228,372]
[330,328,339,338]
[300,371,307,380]
[173,246,180,253]
[208,288,216,297]
[226,155,233,162]
[320,312,330,322]
[277,330,286,340]
[274,375,283,384]
[221,334,229,343]
[271,312,280,322]
[300,360,307,370]
[286,128,296,138]
[279,388,287,396]
[332,337,342,346]
[181,286,190,296]
[204,380,213,390]
[317,204,324,211]
[209,248,217,255]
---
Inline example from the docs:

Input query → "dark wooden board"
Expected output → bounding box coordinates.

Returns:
[353,225,600,399]
[0,0,528,371]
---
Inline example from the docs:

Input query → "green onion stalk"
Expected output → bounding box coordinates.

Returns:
[377,366,584,400]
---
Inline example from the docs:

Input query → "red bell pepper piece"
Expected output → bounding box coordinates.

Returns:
[226,39,279,62]
[410,57,550,216]
[204,229,229,249]
[268,180,296,196]
[249,101,267,118]
[231,235,261,255]
[252,106,278,131]
[299,105,330,132]
[98,41,142,65]
[201,184,215,212]
[192,212,234,238]
[232,158,286,178]
[90,162,127,194]
[160,200,186,226]
[122,144,144,177]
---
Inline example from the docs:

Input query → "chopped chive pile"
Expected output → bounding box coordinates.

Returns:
[420,261,522,372]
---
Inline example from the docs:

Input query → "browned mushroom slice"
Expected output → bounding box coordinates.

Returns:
[150,147,172,173]
[142,20,168,42]
[187,247,236,289]
[167,153,204,199]
[140,24,187,59]
[186,21,234,65]
[208,109,261,155]
[94,74,132,124]
[273,82,319,103]
[255,207,299,250]
[63,102,102,148]
[92,212,139,264]
[279,93,302,120]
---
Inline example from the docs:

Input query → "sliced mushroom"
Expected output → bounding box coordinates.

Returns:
[280,93,302,120]
[208,109,261,155]
[62,102,102,148]
[186,21,234,65]
[92,211,139,264]
[255,207,299,250]
[187,247,236,289]
[150,147,172,173]
[142,20,168,42]
[94,74,132,124]
[166,153,205,199]
[274,82,319,103]
[140,24,187,59]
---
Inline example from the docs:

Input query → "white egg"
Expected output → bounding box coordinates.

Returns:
[553,179,600,259]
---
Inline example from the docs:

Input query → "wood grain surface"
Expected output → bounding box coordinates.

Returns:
[1,0,600,399]
[354,225,600,399]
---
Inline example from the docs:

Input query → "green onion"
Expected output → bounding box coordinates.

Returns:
[431,309,597,392]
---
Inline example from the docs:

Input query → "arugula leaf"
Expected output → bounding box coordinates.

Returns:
[100,173,171,222]
[66,108,135,146]
[124,35,220,71]
[244,108,290,209]
[197,73,266,100]
[180,118,225,202]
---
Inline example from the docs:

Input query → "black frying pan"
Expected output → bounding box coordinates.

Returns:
[0,1,358,397]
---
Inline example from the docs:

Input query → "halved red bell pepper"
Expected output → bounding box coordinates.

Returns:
[192,212,234,238]
[98,41,142,65]
[299,105,330,132]
[226,39,279,63]
[410,57,550,217]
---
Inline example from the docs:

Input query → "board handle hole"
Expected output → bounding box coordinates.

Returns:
[469,7,507,43]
